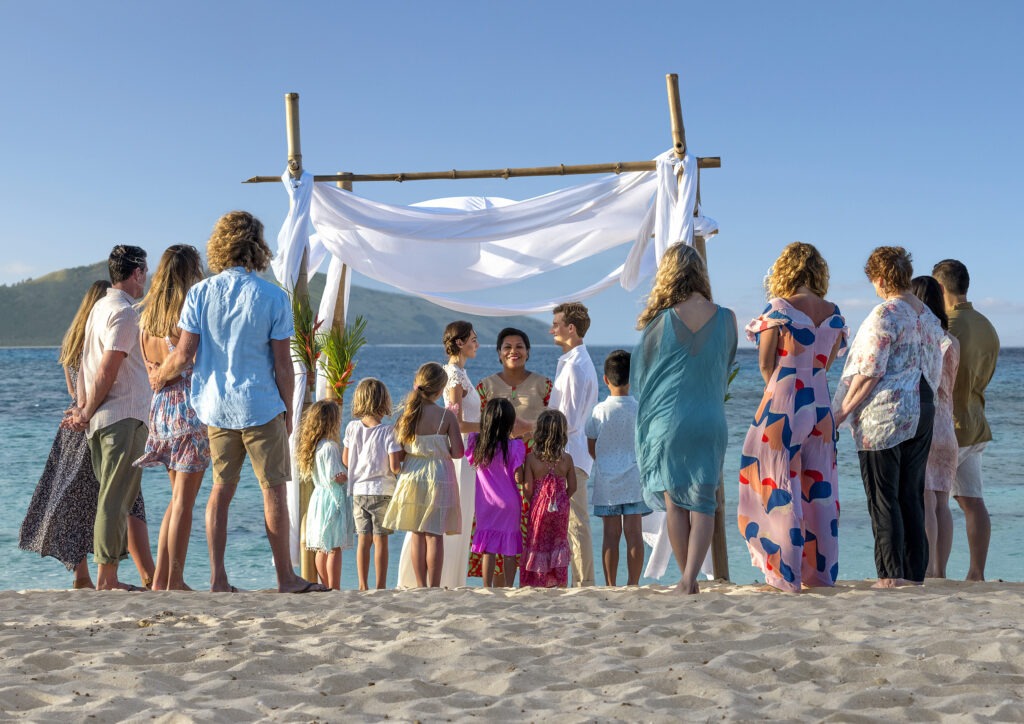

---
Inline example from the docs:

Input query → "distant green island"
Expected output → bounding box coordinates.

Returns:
[0,262,549,347]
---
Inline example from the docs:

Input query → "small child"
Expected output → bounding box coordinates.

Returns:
[586,350,650,586]
[521,410,576,588]
[467,398,526,588]
[381,362,464,588]
[297,399,352,590]
[343,378,403,591]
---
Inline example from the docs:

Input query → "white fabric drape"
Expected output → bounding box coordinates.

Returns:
[272,150,711,558]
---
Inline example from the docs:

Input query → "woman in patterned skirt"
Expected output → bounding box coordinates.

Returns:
[19,280,153,589]
[134,245,210,590]
[738,243,847,592]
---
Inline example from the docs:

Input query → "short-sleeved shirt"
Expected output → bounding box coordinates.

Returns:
[947,302,999,447]
[80,288,151,437]
[585,395,642,507]
[549,345,599,476]
[343,420,402,496]
[834,298,944,451]
[178,267,294,429]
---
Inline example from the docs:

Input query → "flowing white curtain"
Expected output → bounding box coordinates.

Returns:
[272,150,714,559]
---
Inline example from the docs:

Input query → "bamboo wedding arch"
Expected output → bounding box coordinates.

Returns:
[245,73,731,581]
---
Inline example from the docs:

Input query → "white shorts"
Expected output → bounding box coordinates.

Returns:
[953,442,987,499]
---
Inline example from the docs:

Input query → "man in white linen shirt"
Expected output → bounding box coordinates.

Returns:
[70,245,152,591]
[549,301,598,587]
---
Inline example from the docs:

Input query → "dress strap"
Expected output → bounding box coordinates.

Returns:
[436,407,446,435]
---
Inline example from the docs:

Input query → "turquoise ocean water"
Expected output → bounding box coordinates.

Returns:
[2,346,1021,590]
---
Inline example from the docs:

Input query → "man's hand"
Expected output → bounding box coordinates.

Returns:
[147,361,165,392]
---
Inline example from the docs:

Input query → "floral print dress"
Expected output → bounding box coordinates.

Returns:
[738,299,848,591]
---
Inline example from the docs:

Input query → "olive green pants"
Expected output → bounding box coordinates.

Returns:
[88,418,147,565]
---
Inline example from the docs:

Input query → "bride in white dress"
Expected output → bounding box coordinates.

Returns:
[398,322,480,588]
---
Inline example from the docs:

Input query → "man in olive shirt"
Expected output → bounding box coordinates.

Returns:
[932,259,999,581]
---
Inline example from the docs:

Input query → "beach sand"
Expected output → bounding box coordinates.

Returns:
[1,580,1021,721]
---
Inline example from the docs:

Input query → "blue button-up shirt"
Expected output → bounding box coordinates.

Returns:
[179,267,294,429]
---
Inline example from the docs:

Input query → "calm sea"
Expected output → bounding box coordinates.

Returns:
[2,346,1021,591]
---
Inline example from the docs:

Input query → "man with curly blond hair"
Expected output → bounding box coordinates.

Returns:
[151,211,325,593]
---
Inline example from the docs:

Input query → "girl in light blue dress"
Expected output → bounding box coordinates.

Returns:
[297,400,352,589]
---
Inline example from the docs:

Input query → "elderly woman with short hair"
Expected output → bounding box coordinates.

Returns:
[833,246,943,588]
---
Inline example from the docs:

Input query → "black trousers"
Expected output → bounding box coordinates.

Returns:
[858,378,934,582]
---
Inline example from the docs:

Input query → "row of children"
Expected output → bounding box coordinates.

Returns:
[296,349,645,590]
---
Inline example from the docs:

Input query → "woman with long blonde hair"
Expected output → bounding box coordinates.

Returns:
[134,245,209,590]
[738,242,847,592]
[20,281,154,589]
[631,243,737,595]
[382,362,464,587]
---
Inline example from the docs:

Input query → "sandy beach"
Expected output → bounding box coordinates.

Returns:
[1,581,1021,721]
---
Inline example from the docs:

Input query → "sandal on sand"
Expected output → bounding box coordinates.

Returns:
[121,584,147,592]
[291,581,328,593]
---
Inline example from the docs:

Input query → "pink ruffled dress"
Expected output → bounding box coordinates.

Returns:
[520,464,570,588]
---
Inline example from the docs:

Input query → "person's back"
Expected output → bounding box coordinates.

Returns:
[948,304,999,447]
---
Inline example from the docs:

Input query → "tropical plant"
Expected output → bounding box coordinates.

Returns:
[724,362,740,402]
[290,292,324,382]
[319,315,368,400]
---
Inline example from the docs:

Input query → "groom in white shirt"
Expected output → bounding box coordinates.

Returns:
[549,302,598,587]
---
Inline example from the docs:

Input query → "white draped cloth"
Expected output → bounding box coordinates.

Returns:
[272,149,715,561]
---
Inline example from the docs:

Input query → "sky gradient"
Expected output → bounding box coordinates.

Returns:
[1,2,1021,345]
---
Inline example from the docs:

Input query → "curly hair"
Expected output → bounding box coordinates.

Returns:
[552,301,591,338]
[766,242,830,299]
[351,377,392,419]
[864,246,913,295]
[442,320,474,357]
[394,362,448,445]
[636,243,712,329]
[58,280,111,367]
[206,211,273,273]
[139,245,205,338]
[532,409,568,464]
[296,400,342,481]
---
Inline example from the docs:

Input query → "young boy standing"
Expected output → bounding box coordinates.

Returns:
[586,350,650,586]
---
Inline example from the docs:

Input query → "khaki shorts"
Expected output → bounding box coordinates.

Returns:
[953,442,987,499]
[208,415,290,489]
[354,495,394,536]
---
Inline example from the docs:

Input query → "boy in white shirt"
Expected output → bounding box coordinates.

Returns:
[586,350,649,586]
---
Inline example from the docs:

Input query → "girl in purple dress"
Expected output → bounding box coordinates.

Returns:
[467,398,526,587]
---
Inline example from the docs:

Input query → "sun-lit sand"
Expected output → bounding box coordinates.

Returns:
[1,580,1021,721]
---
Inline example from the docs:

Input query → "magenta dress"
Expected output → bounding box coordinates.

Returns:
[520,465,570,588]
[467,434,525,556]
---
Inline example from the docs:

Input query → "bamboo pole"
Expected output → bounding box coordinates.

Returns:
[243,157,720,184]
[324,176,352,402]
[284,92,318,583]
[666,73,687,158]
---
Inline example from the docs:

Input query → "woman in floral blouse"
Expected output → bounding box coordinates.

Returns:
[833,247,943,588]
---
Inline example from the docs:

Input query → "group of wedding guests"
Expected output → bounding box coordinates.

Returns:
[19,208,999,595]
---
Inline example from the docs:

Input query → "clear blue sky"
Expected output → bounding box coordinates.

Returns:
[1,2,1021,345]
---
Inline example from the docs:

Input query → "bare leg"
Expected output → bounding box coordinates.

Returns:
[623,514,645,586]
[163,470,203,590]
[501,555,518,587]
[924,489,940,578]
[681,511,714,595]
[409,533,428,587]
[374,535,389,589]
[664,493,691,593]
[934,491,953,579]
[955,495,990,581]
[326,549,342,590]
[127,515,155,588]
[315,551,330,587]
[152,471,175,590]
[482,553,496,588]
[73,558,94,589]
[263,485,322,592]
[426,534,444,587]
[601,516,622,586]
[206,483,236,592]
[356,535,372,591]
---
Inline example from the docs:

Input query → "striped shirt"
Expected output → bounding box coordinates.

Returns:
[80,288,152,438]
